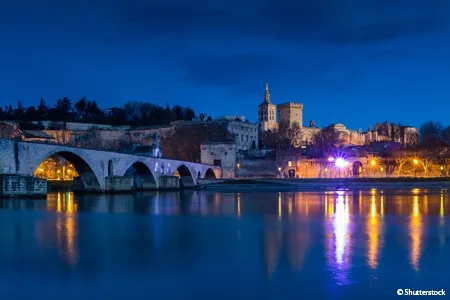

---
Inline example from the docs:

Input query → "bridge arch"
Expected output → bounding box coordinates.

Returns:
[204,168,216,179]
[33,150,102,192]
[123,161,157,190]
[173,164,196,188]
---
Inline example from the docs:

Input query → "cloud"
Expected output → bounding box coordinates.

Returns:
[107,0,450,44]
[1,0,449,45]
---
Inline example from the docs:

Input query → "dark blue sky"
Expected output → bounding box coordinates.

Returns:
[1,0,450,129]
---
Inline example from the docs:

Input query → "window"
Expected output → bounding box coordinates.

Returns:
[211,152,214,155]
[213,159,222,166]
[225,152,228,155]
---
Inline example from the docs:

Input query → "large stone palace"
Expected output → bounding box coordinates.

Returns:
[257,83,418,147]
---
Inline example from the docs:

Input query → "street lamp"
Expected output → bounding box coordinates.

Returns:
[334,158,348,178]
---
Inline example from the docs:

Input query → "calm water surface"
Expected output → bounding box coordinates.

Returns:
[0,189,449,299]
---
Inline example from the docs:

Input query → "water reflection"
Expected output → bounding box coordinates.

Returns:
[410,195,422,271]
[324,191,352,285]
[0,189,449,292]
[367,194,383,269]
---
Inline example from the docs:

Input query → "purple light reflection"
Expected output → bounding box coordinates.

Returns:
[328,192,352,286]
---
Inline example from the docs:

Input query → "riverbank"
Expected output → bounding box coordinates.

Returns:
[200,177,450,191]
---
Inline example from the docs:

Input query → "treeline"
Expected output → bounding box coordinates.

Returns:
[419,121,450,149]
[0,97,196,126]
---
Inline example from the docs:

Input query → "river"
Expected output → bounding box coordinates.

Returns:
[0,189,449,299]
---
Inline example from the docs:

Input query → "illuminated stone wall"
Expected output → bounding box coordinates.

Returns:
[200,142,236,178]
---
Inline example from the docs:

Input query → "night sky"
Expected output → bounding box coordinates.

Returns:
[1,0,450,129]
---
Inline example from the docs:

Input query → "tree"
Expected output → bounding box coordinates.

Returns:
[171,105,183,120]
[287,121,302,148]
[51,97,74,121]
[310,126,340,157]
[160,123,232,162]
[0,96,198,127]
[435,148,450,176]
[24,106,37,121]
[74,97,87,120]
[391,150,410,176]
[441,126,450,146]
[14,101,25,120]
[260,128,291,150]
[420,121,444,148]
[108,107,126,125]
[413,150,434,177]
[37,98,49,120]
[184,107,195,120]
[86,100,104,122]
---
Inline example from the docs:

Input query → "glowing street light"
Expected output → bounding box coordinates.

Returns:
[413,159,419,177]
[334,158,348,178]
[371,160,376,166]
[335,158,348,169]
[328,157,335,162]
[278,167,281,172]
[288,161,292,167]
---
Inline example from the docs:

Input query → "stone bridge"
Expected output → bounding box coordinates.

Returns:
[0,139,221,192]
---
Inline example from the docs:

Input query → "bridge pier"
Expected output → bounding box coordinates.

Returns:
[105,176,134,193]
[158,175,180,190]
[0,174,47,198]
[134,175,158,190]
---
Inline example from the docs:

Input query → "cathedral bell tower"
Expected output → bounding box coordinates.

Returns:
[258,83,277,131]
